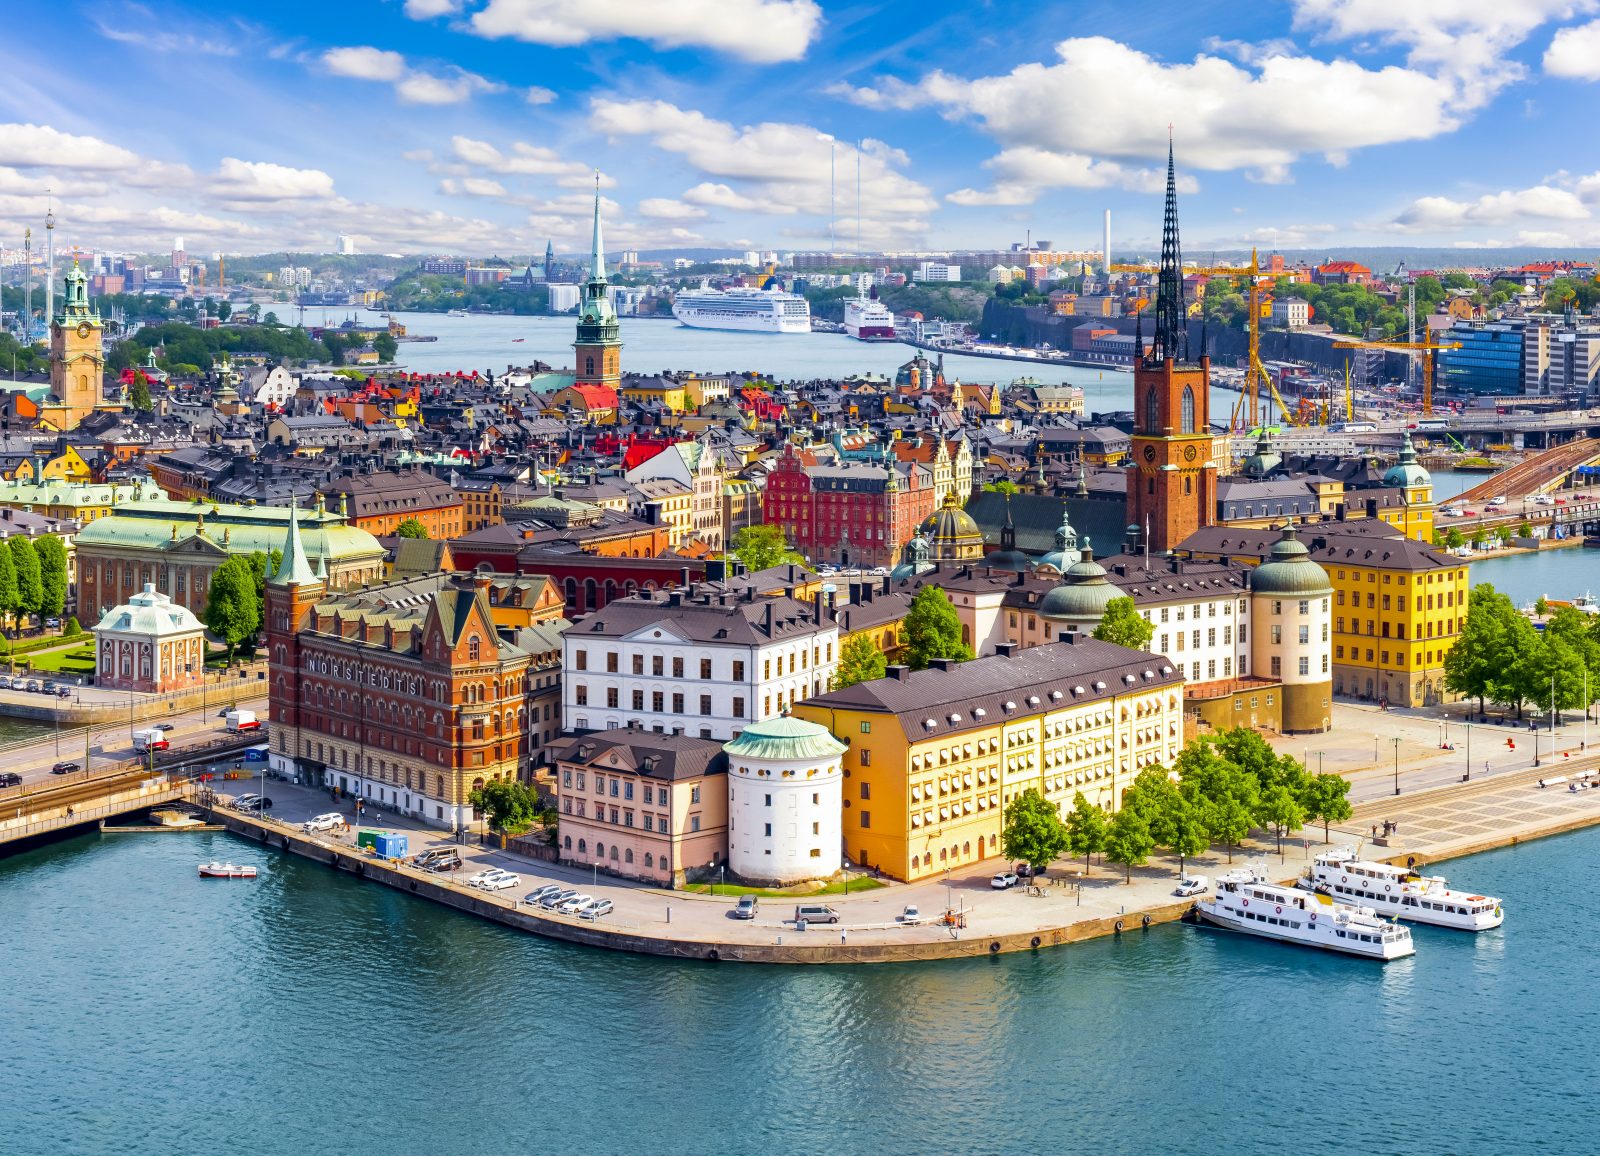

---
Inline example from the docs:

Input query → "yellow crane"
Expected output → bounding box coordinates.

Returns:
[1330,331,1461,416]
[1112,248,1298,429]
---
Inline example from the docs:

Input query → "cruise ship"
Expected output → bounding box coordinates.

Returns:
[844,294,896,341]
[1194,866,1415,960]
[1303,847,1504,931]
[671,286,810,334]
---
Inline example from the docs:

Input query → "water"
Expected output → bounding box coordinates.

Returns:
[0,714,50,745]
[1465,547,1598,607]
[0,825,1585,1154]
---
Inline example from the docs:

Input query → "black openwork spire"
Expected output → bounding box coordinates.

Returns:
[1149,136,1187,365]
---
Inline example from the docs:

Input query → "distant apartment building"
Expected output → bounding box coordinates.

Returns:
[914,262,962,283]
[1438,322,1526,397]
[762,445,939,570]
[465,267,509,286]
[547,283,581,313]
[1311,261,1372,286]
[1271,297,1311,328]
[420,258,468,276]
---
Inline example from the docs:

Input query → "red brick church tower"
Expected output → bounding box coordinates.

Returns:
[1126,140,1216,554]
[264,502,325,781]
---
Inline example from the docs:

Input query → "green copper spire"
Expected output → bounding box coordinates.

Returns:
[590,170,607,284]
[271,500,316,587]
[575,172,619,344]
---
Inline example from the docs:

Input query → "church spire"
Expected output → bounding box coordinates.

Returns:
[1150,133,1187,366]
[271,500,316,587]
[589,171,606,284]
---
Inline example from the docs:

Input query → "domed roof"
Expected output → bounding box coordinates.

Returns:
[1036,505,1081,573]
[93,583,204,638]
[891,535,935,580]
[1039,540,1123,621]
[919,490,983,548]
[1250,524,1333,596]
[724,716,847,762]
[1241,429,1282,479]
[1383,431,1432,491]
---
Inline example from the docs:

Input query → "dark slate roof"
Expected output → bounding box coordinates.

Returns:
[572,589,833,645]
[1178,521,1460,572]
[551,728,728,781]
[804,638,1181,742]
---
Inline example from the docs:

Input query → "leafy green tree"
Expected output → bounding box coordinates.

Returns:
[31,535,67,617]
[395,518,430,539]
[1446,584,1516,715]
[373,332,399,362]
[1535,595,1551,617]
[1103,799,1155,884]
[469,778,540,836]
[1445,527,1464,549]
[0,545,17,624]
[204,555,260,662]
[130,376,154,412]
[1259,784,1306,856]
[1162,791,1211,874]
[983,479,1020,495]
[214,300,232,322]
[263,311,280,326]
[1093,596,1154,650]
[902,585,974,670]
[1300,772,1353,843]
[8,537,41,619]
[63,616,80,637]
[730,524,803,573]
[1000,787,1070,874]
[831,632,887,689]
[1065,791,1107,875]
[1494,611,1544,718]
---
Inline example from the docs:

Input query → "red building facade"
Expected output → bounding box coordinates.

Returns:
[762,445,937,569]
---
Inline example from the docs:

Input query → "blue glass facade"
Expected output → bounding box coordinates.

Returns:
[1438,324,1523,396]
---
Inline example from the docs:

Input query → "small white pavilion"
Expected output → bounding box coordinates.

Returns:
[92,583,206,693]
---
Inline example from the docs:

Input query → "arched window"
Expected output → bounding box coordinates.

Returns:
[468,636,481,661]
[624,848,634,864]
[596,842,605,858]
[610,846,620,861]
[1180,386,1195,434]
[1184,476,1192,495]
[578,839,587,854]
[564,835,572,850]
[644,852,654,868]
[585,356,595,376]
[1144,387,1159,433]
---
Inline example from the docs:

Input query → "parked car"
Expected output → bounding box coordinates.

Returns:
[579,898,614,921]
[1174,874,1210,897]
[733,894,758,920]
[524,885,562,906]
[793,903,840,925]
[234,796,272,813]
[1015,863,1033,878]
[0,772,22,787]
[899,904,923,925]
[51,761,80,774]
[54,686,71,698]
[154,723,176,732]
[541,888,578,910]
[301,813,345,833]
[44,617,60,628]
[478,871,520,892]
[25,680,41,693]
[557,892,594,914]
[421,850,462,873]
[991,871,1020,890]
[465,868,504,888]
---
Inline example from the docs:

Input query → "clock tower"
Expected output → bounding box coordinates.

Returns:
[41,263,108,432]
[1126,141,1216,554]
[572,172,621,392]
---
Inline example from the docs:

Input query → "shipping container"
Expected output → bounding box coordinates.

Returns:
[356,829,380,850]
[373,833,409,859]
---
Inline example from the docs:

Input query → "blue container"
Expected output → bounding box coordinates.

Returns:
[373,833,409,859]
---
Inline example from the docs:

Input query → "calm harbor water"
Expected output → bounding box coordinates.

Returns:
[0,824,1584,1155]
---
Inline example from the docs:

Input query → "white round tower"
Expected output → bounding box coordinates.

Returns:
[725,717,846,886]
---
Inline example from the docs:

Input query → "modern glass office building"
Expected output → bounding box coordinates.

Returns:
[1437,323,1524,396]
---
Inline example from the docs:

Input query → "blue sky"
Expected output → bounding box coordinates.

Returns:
[4,0,1600,257]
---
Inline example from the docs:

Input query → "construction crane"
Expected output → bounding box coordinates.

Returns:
[1117,248,1299,428]
[1331,331,1462,416]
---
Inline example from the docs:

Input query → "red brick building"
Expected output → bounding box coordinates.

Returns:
[1311,261,1372,286]
[762,444,937,569]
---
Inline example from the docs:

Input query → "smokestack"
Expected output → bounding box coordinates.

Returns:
[1103,209,1111,273]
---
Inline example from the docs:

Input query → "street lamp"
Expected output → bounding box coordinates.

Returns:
[1392,736,1402,796]
[1463,722,1472,782]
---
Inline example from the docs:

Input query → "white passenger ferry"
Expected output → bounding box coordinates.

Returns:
[1194,866,1415,960]
[1303,847,1503,931]
[671,286,811,333]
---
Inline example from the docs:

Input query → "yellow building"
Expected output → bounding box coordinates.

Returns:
[621,378,689,414]
[13,447,92,484]
[793,637,1183,881]
[0,475,166,524]
[1179,520,1466,707]
[1372,432,1434,543]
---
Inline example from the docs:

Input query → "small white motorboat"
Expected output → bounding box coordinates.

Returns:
[198,862,258,879]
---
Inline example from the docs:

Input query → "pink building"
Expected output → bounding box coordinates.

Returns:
[91,583,207,693]
[553,726,728,887]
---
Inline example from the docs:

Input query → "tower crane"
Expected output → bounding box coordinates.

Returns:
[1113,248,1299,428]
[1331,331,1461,416]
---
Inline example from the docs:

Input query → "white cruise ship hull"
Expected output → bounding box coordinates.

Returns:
[672,304,809,334]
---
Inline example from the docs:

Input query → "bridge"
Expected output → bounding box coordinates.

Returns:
[1456,437,1600,504]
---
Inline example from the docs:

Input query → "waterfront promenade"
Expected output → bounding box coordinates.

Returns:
[205,746,1600,963]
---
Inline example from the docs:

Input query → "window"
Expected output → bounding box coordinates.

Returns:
[764,823,772,836]
[606,652,618,673]
[575,650,587,671]
[859,810,871,829]
[733,661,745,681]
[1272,600,1282,615]
[764,793,772,806]
[1143,386,1159,432]
[1271,656,1281,678]
[1298,600,1309,615]
[699,694,712,715]
[690,785,701,804]
[575,686,588,706]
[468,636,480,661]
[672,693,684,714]
[733,696,746,717]
[700,658,712,679]
[672,657,684,678]
[652,692,665,712]
[652,656,664,676]
[624,781,634,800]
[859,721,871,734]
[1298,625,1309,645]
[1298,656,1310,676]
[630,690,642,710]
[860,782,871,800]
[1180,385,1195,433]
[1271,626,1282,645]
[690,815,701,833]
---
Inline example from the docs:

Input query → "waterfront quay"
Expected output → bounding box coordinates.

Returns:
[206,747,1600,964]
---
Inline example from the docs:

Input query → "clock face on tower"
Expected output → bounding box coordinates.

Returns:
[77,322,92,338]
[1143,445,1157,462]
[1183,444,1198,462]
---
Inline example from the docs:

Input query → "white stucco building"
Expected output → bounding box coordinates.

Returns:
[724,716,846,885]
[92,582,206,693]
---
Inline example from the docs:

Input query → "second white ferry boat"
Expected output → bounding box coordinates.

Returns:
[671,285,810,334]
[1303,847,1504,931]
[844,293,895,340]
[1194,867,1415,960]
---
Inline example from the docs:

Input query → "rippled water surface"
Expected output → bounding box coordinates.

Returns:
[0,827,1585,1155]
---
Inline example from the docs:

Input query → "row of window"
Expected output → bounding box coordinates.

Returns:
[1337,589,1458,610]
[1334,617,1460,640]
[1334,646,1448,668]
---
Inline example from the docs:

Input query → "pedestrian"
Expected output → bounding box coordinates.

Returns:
[840,928,846,946]
[1371,824,1378,840]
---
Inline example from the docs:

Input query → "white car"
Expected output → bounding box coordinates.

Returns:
[1174,874,1210,897]
[477,871,520,892]
[557,892,594,914]
[899,904,923,925]
[1534,495,1554,506]
[578,898,614,920]
[465,868,503,888]
[991,872,1020,890]
[1486,496,1507,508]
[302,813,345,833]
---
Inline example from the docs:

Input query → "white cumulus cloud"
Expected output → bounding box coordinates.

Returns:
[459,0,822,63]
[321,46,406,82]
[0,123,142,170]
[1545,17,1600,79]
[321,46,501,105]
[637,197,707,220]
[210,157,336,201]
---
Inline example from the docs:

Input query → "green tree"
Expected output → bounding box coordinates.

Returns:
[373,332,399,362]
[469,778,540,836]
[1259,784,1306,856]
[204,555,260,662]
[130,376,154,412]
[902,585,974,670]
[1446,584,1516,715]
[983,479,1020,495]
[831,632,887,689]
[1494,611,1544,718]
[1162,790,1211,874]
[1065,791,1107,875]
[1093,596,1154,650]
[730,524,803,572]
[242,549,282,652]
[1103,800,1155,884]
[0,544,17,625]
[1000,787,1070,874]
[63,615,81,637]
[395,518,430,539]
[214,300,232,322]
[263,311,280,326]
[1535,595,1551,617]
[1300,772,1353,843]
[31,535,67,617]
[8,537,41,619]
[1445,527,1465,549]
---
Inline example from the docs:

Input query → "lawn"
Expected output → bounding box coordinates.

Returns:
[682,875,888,899]
[23,645,95,675]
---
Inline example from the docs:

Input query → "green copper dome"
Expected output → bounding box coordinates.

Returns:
[1383,431,1432,491]
[1250,523,1333,596]
[1039,540,1123,622]
[725,716,847,762]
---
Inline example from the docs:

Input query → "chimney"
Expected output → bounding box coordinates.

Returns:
[1062,628,1079,644]
[886,665,909,680]
[995,642,1017,658]
[679,566,691,588]
[929,657,958,672]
